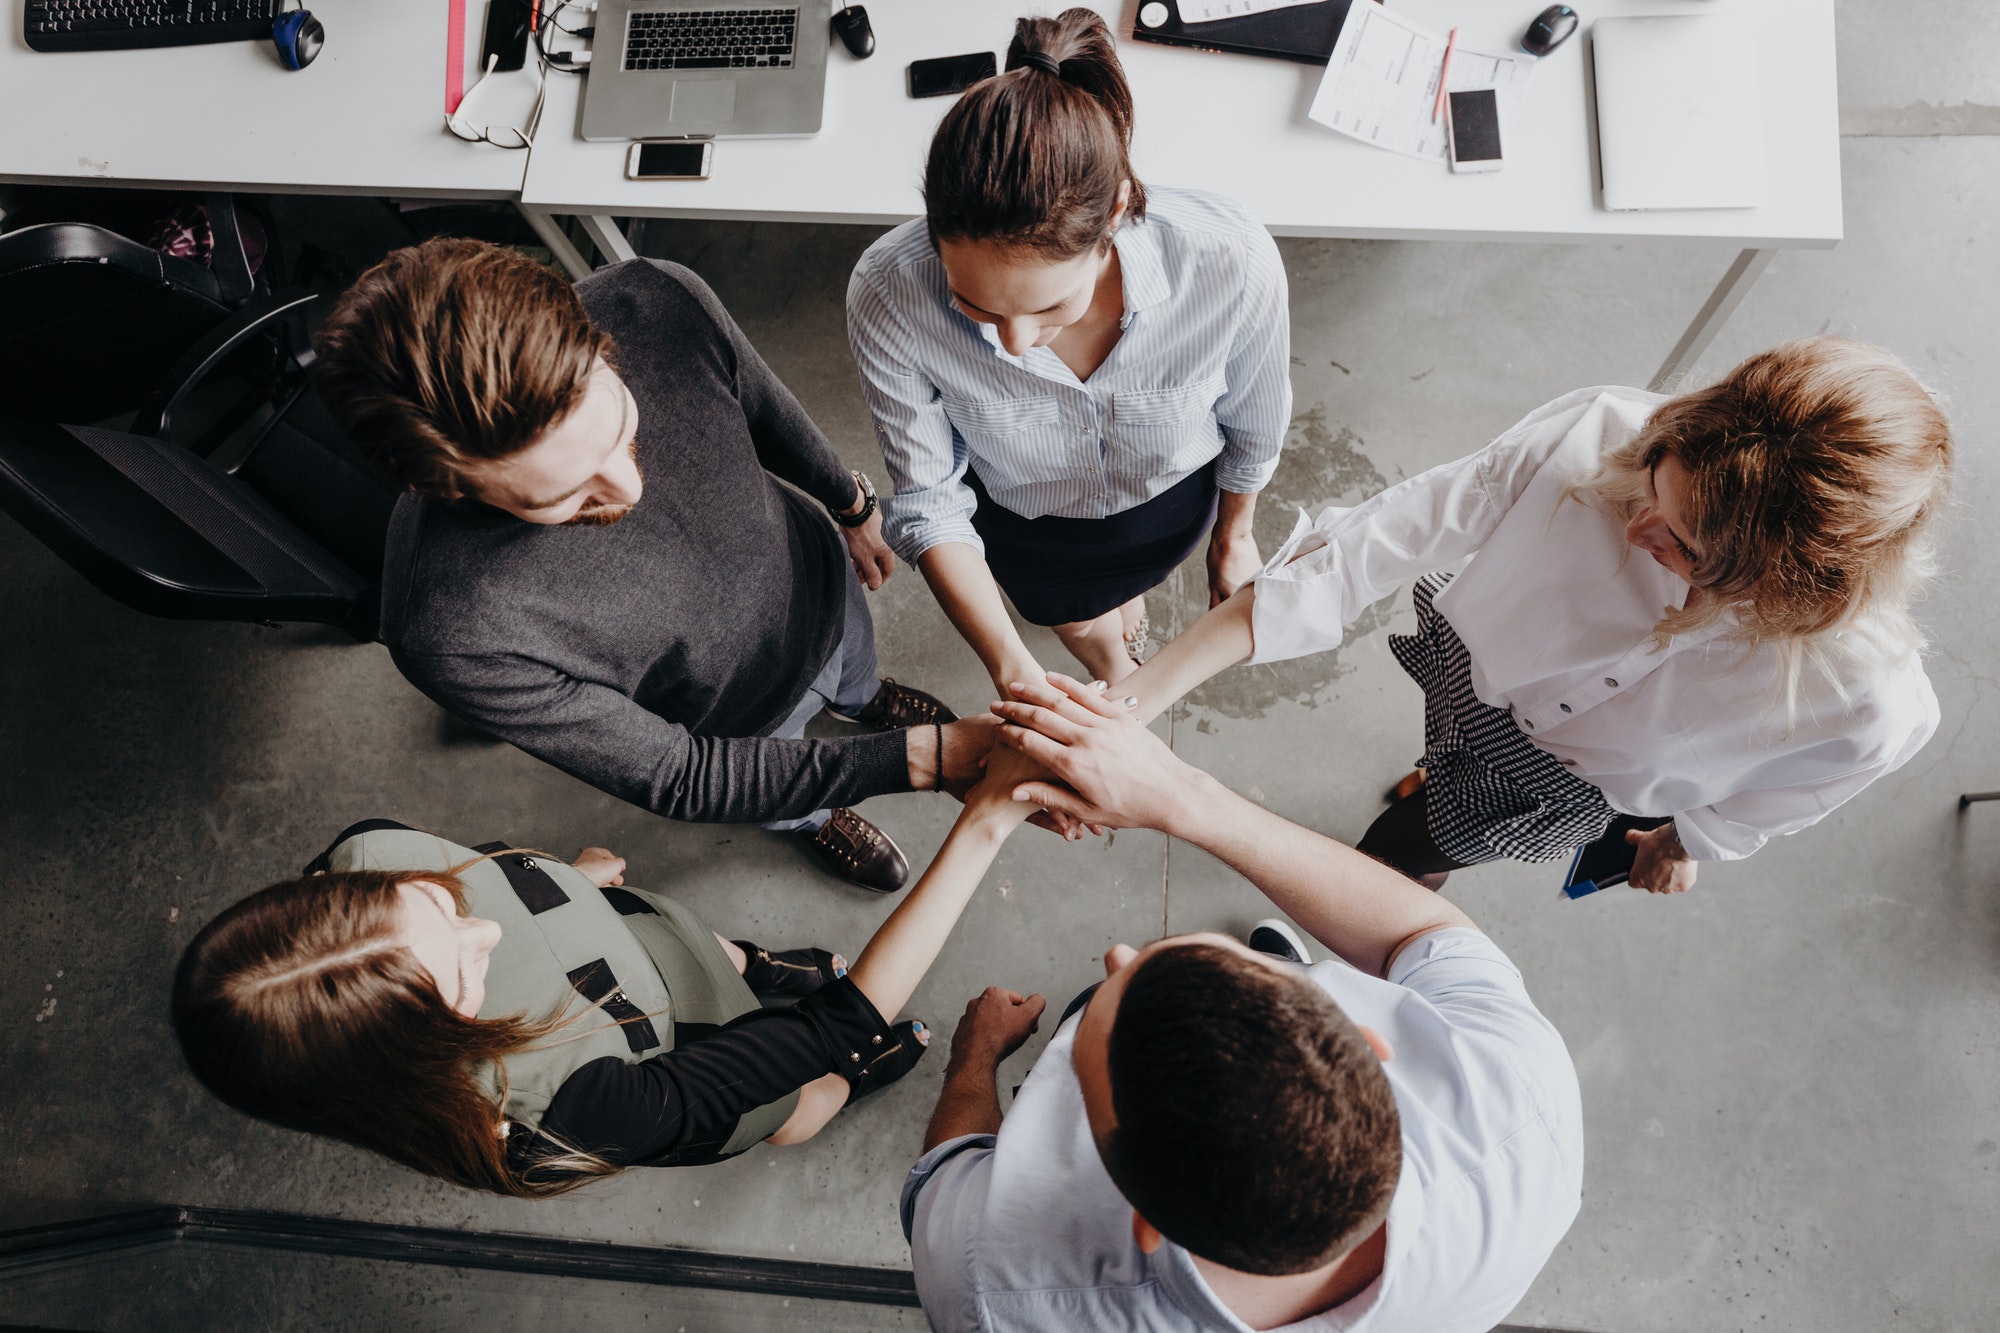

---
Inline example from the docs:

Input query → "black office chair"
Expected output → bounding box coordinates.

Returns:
[0,290,399,641]
[0,192,273,422]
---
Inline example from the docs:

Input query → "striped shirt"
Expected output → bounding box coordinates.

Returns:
[846,186,1292,563]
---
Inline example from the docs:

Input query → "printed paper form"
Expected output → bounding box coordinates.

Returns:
[1179,0,1320,22]
[1307,1,1535,162]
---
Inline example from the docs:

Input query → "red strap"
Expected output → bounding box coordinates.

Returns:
[445,0,467,114]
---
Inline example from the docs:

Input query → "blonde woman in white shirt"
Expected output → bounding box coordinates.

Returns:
[1017,338,1951,894]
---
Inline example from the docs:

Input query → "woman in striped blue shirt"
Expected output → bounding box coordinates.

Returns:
[846,8,1291,689]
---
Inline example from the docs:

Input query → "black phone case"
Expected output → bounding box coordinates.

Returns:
[482,0,533,73]
[1562,815,1671,897]
[907,52,997,98]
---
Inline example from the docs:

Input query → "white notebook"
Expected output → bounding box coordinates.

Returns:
[1592,14,1767,211]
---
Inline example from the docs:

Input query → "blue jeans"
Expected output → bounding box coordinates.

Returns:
[761,559,880,834]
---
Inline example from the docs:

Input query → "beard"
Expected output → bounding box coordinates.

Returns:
[563,442,644,527]
[565,502,634,527]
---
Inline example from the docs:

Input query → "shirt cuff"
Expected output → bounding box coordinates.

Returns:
[1213,446,1280,495]
[1663,813,1737,863]
[885,510,985,565]
[1245,508,1347,665]
[900,1133,996,1243]
[792,974,898,1072]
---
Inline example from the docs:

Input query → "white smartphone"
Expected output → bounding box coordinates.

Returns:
[625,140,714,181]
[1446,88,1504,174]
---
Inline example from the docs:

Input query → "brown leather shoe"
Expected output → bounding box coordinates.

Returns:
[800,808,909,893]
[825,678,957,730]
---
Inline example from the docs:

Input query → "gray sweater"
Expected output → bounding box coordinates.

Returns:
[378,260,910,823]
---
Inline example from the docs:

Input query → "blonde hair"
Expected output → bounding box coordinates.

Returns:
[1571,339,1951,692]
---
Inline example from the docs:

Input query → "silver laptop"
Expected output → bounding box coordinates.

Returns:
[581,0,829,142]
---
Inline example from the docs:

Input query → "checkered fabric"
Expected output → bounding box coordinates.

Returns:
[1389,573,1619,865]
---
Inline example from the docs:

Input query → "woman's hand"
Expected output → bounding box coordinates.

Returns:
[840,506,897,591]
[991,673,1203,832]
[1626,823,1698,894]
[969,740,1098,838]
[1207,491,1262,607]
[572,846,627,888]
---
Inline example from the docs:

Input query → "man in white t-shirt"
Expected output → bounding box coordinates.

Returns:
[901,674,1585,1332]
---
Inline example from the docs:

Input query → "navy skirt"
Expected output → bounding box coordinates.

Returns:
[968,463,1219,626]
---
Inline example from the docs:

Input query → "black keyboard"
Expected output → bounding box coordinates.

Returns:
[24,0,280,52]
[623,5,797,73]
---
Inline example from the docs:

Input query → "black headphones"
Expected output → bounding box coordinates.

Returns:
[272,6,326,70]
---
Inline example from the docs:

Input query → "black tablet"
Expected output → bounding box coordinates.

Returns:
[1562,816,1673,898]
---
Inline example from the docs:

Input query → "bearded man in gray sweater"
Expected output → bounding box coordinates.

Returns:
[314,239,990,892]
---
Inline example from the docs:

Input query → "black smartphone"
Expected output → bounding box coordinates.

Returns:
[627,141,715,180]
[1446,87,1505,173]
[908,51,997,98]
[481,0,532,72]
[1561,816,1671,898]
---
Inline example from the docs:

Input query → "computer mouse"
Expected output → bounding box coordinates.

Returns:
[1520,4,1577,57]
[831,6,874,60]
[272,8,324,70]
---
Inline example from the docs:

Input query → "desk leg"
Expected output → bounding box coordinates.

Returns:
[1649,248,1776,393]
[516,205,594,282]
[579,214,640,266]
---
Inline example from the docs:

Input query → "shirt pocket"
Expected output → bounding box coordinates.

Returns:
[941,393,1093,488]
[1109,372,1226,479]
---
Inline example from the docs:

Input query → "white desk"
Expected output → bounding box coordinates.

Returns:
[0,0,540,199]
[520,0,1839,385]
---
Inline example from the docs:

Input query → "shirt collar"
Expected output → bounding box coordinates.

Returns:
[1149,1166,1423,1331]
[1112,216,1171,325]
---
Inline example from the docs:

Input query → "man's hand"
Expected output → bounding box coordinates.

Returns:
[923,986,1047,1149]
[990,673,1205,833]
[948,987,1048,1071]
[1627,822,1698,894]
[979,741,1102,841]
[1206,529,1262,608]
[931,714,1001,797]
[572,846,626,888]
[840,506,897,591]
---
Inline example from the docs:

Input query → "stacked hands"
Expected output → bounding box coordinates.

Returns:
[934,671,1190,842]
[943,670,1696,892]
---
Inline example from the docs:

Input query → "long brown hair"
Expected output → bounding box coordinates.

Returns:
[312,237,616,502]
[171,866,614,1198]
[1571,338,1952,678]
[923,9,1146,259]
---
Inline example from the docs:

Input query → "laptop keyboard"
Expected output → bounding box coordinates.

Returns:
[623,6,798,72]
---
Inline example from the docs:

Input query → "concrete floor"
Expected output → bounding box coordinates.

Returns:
[4,4,1999,1329]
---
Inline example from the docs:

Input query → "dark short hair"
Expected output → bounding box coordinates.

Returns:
[1101,943,1401,1275]
[312,237,616,501]
[922,8,1147,260]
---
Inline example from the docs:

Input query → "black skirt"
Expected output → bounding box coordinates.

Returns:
[967,464,1219,626]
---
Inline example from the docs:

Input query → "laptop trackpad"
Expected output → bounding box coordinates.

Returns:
[669,80,737,124]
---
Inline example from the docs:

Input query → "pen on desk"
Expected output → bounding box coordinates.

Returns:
[1432,26,1459,124]
[530,0,542,32]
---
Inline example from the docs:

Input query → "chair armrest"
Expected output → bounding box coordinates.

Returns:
[132,287,317,441]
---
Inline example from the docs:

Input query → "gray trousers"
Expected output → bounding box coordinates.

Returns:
[761,558,880,834]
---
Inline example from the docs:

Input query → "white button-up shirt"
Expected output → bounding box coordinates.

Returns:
[846,186,1292,563]
[1248,387,1940,862]
[903,929,1583,1333]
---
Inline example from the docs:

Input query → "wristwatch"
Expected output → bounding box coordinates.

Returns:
[831,469,877,528]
